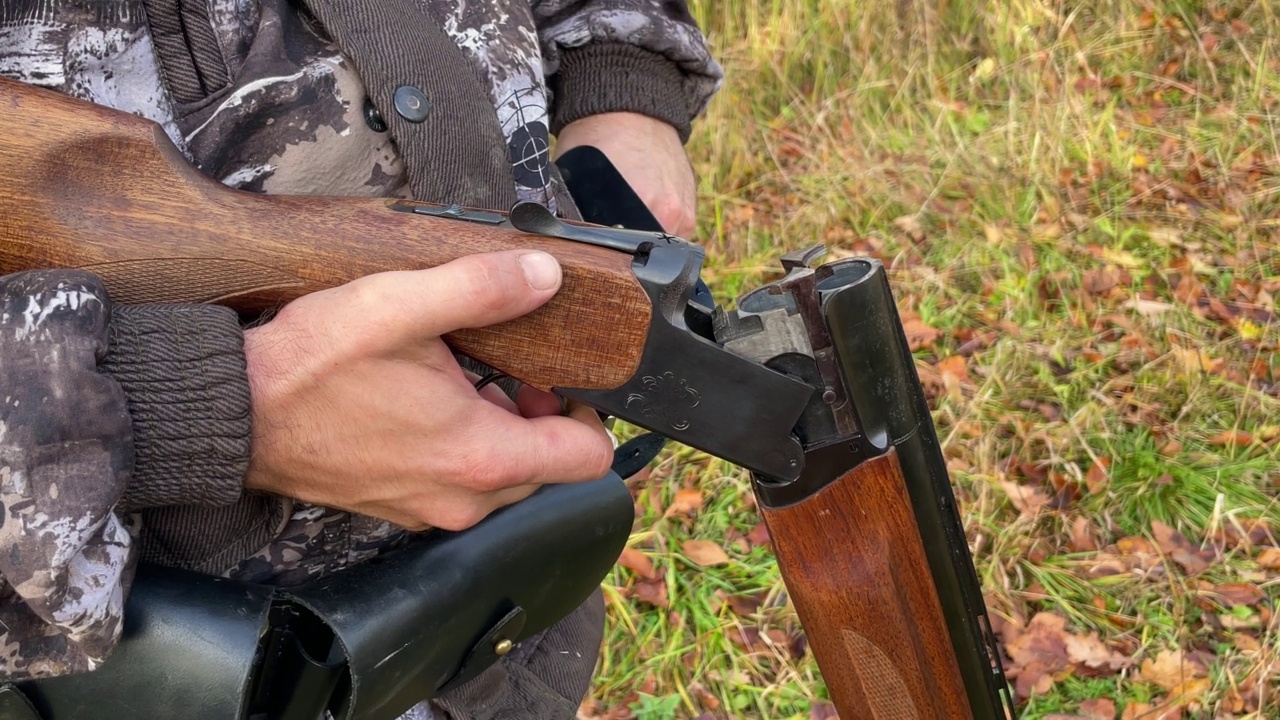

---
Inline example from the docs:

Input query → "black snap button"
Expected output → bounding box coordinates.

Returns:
[393,86,430,123]
[362,97,387,132]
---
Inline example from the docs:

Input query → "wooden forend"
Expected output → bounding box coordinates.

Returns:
[760,448,974,720]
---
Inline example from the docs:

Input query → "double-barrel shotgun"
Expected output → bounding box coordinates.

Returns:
[0,76,1015,720]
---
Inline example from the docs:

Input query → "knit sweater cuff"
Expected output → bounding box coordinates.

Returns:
[101,305,251,511]
[551,43,693,143]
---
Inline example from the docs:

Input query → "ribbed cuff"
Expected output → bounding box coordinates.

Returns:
[101,305,251,511]
[550,43,693,143]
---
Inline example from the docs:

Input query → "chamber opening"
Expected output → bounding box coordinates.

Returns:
[815,258,875,294]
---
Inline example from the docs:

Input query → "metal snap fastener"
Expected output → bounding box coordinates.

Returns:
[362,97,387,132]
[393,86,430,123]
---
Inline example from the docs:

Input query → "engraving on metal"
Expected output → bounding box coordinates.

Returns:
[624,372,700,431]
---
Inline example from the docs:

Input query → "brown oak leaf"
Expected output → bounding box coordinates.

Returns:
[725,592,765,617]
[682,539,731,567]
[1136,649,1208,692]
[999,479,1051,517]
[1065,631,1132,675]
[664,488,704,518]
[617,548,656,580]
[1079,697,1116,720]
[1210,582,1265,607]
[1256,546,1280,570]
[1152,520,1214,575]
[1085,457,1110,495]
[902,317,940,351]
[1070,516,1100,552]
[631,579,669,608]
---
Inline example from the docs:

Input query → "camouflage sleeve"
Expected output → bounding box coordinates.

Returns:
[0,270,137,681]
[532,0,724,141]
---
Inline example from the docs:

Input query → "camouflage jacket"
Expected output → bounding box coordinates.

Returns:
[0,0,721,715]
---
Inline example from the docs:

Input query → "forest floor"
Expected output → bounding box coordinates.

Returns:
[583,2,1280,718]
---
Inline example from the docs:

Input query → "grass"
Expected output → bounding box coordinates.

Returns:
[585,1,1280,718]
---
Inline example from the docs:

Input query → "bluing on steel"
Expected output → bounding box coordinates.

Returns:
[560,241,812,481]
[752,256,1016,720]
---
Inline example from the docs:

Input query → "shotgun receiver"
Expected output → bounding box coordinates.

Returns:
[0,77,1014,718]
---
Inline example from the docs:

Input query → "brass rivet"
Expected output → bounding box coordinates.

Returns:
[494,638,513,656]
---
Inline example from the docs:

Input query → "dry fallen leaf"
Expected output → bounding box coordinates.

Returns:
[1085,457,1110,495]
[1152,520,1213,575]
[892,214,925,243]
[1136,649,1209,692]
[1069,516,1100,552]
[902,317,940,351]
[936,355,970,382]
[617,548,656,580]
[1210,582,1265,607]
[682,539,731,567]
[1124,298,1176,316]
[631,578,669,608]
[935,355,970,401]
[999,479,1052,517]
[1004,612,1072,700]
[1079,697,1116,720]
[725,592,765,617]
[1257,547,1280,570]
[1065,631,1132,674]
[728,626,765,653]
[577,699,635,720]
[1117,536,1157,555]
[664,488,703,518]
[1083,267,1120,295]
[688,683,720,712]
[1165,677,1211,706]
[1207,429,1254,447]
[746,520,771,547]
[1005,612,1070,668]
[1121,701,1181,720]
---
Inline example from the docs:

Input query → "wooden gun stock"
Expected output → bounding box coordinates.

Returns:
[762,448,971,719]
[0,77,650,391]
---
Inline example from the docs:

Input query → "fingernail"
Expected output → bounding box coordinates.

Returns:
[519,251,560,291]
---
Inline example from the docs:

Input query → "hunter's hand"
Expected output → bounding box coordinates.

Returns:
[555,112,697,239]
[241,250,615,532]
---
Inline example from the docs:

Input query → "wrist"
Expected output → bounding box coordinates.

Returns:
[241,322,291,495]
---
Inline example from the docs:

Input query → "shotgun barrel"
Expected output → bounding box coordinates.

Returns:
[742,257,1015,719]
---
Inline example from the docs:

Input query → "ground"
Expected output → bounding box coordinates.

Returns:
[584,2,1280,718]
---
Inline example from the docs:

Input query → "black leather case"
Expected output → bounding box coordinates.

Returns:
[15,474,633,720]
